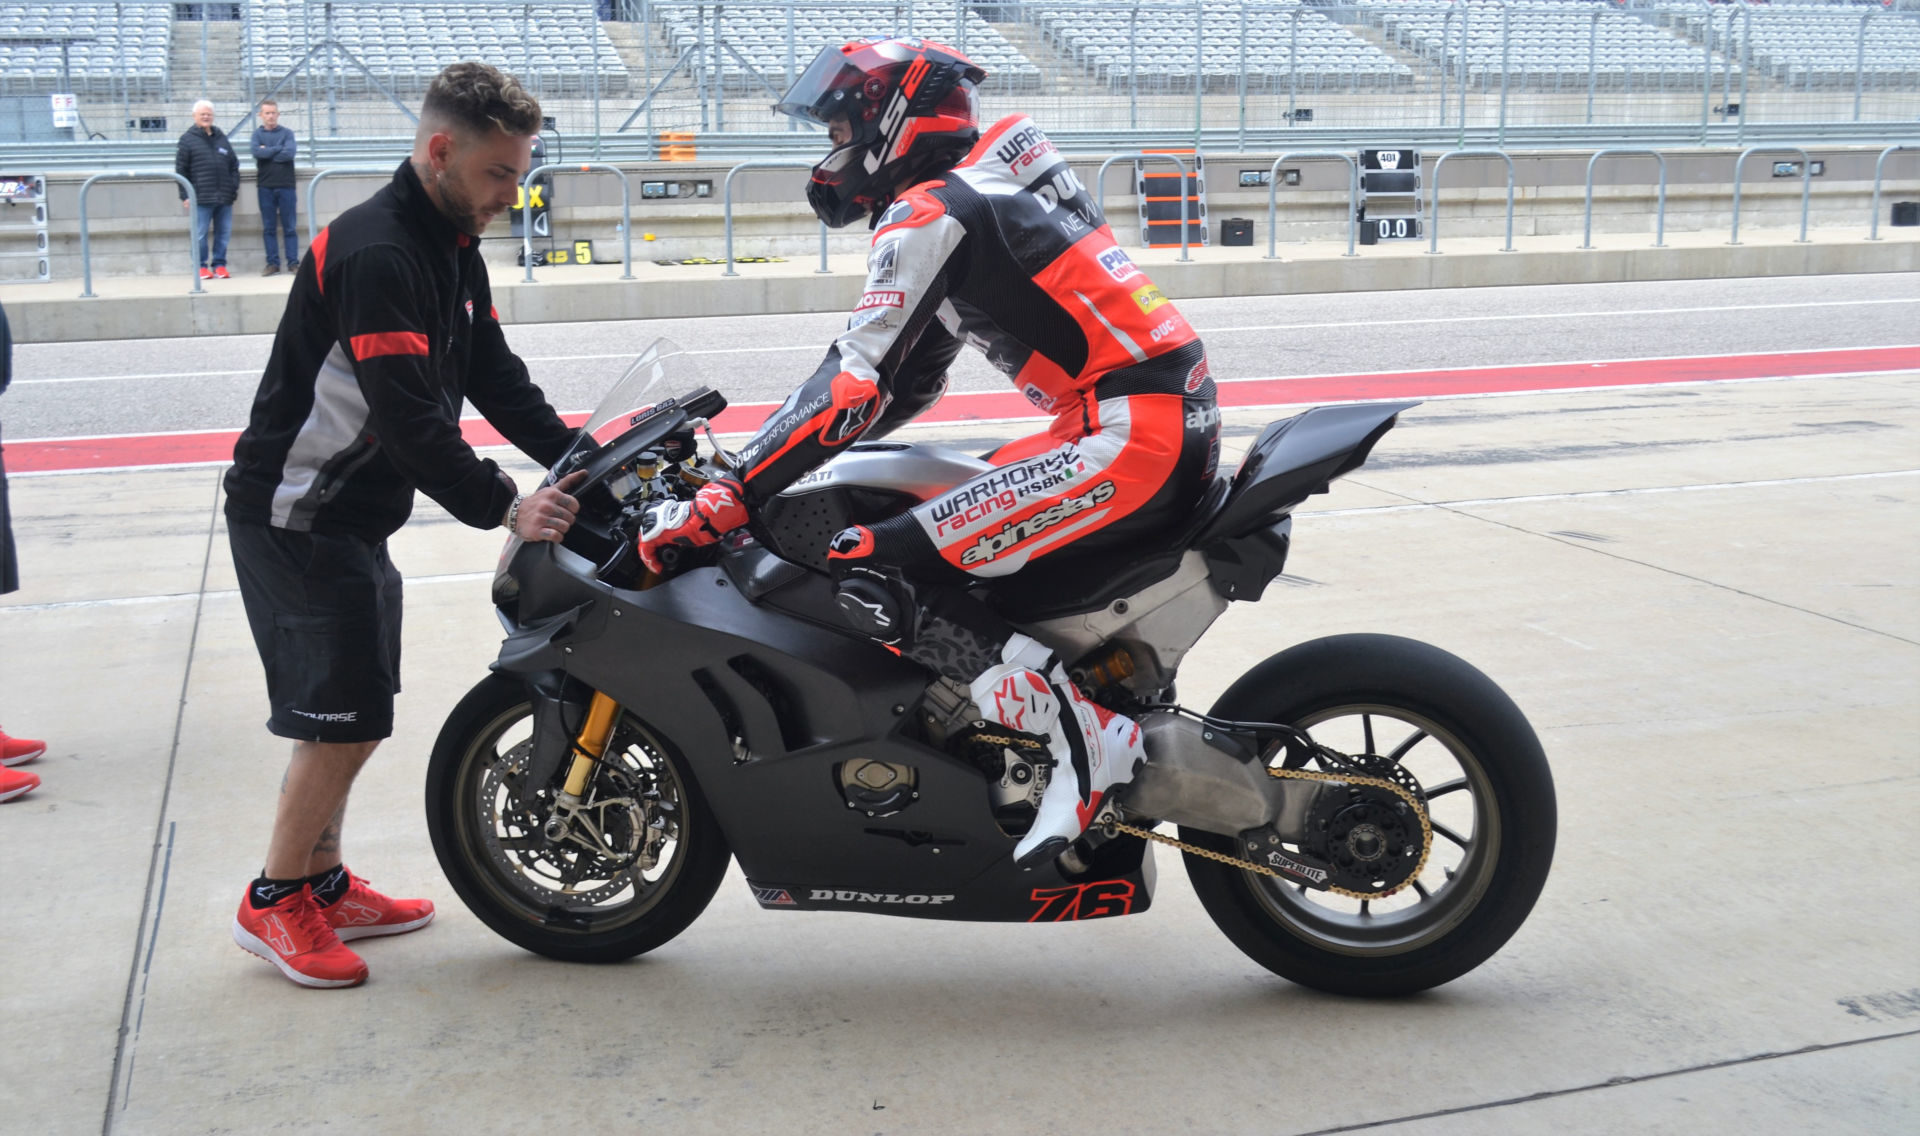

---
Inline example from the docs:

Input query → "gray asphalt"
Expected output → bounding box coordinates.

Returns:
[6,273,1918,441]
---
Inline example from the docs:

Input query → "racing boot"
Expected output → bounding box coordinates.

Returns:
[970,635,1146,869]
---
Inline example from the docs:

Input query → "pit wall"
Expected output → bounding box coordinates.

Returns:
[3,146,1915,282]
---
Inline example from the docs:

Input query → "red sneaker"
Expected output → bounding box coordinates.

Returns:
[232,884,368,988]
[199,267,213,280]
[0,729,44,767]
[213,266,231,279]
[322,872,435,941]
[0,766,38,803]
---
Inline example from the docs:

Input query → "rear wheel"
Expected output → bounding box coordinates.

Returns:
[425,672,731,962]
[1182,634,1555,996]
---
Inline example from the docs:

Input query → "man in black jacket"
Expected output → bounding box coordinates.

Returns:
[0,299,46,805]
[175,99,240,279]
[251,99,300,276]
[224,62,585,988]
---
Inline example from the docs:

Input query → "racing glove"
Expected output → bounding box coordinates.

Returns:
[635,474,749,575]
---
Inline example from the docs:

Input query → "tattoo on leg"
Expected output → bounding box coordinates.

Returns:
[311,803,345,857]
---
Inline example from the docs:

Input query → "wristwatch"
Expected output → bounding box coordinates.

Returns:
[503,493,524,533]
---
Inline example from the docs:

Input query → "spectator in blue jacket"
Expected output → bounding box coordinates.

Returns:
[175,99,241,279]
[251,99,300,276]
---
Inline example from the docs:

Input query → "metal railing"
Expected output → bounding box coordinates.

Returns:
[77,170,200,297]
[1581,149,1668,249]
[1868,143,1920,241]
[1729,145,1813,245]
[304,164,395,247]
[721,160,830,276]
[1425,149,1514,254]
[1261,151,1359,260]
[1093,152,1191,262]
[519,162,635,282]
[8,0,1920,152]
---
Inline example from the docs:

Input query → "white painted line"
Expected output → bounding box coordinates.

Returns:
[13,298,1917,385]
[5,475,1908,615]
[1310,469,1920,517]
[0,571,492,615]
[1192,297,1920,337]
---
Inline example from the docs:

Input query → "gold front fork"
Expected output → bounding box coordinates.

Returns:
[561,691,621,798]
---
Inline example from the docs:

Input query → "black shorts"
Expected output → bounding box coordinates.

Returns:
[229,520,402,743]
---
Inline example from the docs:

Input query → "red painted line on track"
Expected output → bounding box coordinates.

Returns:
[9,346,1917,474]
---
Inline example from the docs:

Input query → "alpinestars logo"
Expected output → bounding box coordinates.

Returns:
[332,900,383,927]
[960,480,1116,566]
[261,914,296,956]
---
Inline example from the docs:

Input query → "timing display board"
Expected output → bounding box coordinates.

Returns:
[1357,149,1422,245]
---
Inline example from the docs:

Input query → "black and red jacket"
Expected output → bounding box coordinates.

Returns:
[224,160,573,541]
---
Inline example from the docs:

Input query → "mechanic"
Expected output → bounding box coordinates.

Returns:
[223,62,586,988]
[636,37,1220,870]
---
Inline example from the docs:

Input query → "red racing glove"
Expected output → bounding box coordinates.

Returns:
[635,474,749,574]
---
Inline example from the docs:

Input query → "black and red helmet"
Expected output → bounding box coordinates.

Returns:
[774,38,987,228]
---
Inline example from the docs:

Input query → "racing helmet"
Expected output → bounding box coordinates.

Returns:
[773,38,987,228]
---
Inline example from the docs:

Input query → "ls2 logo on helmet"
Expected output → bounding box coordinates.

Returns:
[864,56,933,173]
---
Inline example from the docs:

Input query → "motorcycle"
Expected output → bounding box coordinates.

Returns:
[425,339,1557,996]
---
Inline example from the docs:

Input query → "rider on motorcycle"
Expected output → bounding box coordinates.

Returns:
[636,37,1221,870]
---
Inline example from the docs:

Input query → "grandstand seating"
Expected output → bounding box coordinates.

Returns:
[1359,0,1739,92]
[1030,1,1414,93]
[244,1,628,96]
[1670,3,1920,89]
[648,6,1043,94]
[0,2,171,99]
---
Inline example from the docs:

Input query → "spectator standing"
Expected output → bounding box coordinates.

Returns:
[223,62,586,988]
[176,99,240,280]
[0,299,45,804]
[251,99,300,276]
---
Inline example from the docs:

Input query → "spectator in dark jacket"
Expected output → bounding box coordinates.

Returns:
[176,99,241,279]
[0,299,46,804]
[251,99,300,276]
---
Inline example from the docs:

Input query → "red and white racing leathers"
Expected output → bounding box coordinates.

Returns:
[728,113,1220,581]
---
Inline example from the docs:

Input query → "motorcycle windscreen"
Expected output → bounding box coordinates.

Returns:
[577,337,704,448]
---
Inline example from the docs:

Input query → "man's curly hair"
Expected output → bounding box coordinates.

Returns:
[422,61,542,137]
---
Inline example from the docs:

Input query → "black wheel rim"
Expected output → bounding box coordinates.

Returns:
[1243,705,1501,957]
[451,699,691,935]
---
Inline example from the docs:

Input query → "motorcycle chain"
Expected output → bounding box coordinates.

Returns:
[1109,765,1434,901]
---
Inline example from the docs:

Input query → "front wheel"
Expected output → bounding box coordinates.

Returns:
[1183,634,1556,996]
[425,672,732,962]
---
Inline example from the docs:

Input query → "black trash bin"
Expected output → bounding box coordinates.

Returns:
[1221,218,1253,246]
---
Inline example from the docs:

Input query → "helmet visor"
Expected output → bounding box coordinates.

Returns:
[772,45,873,127]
